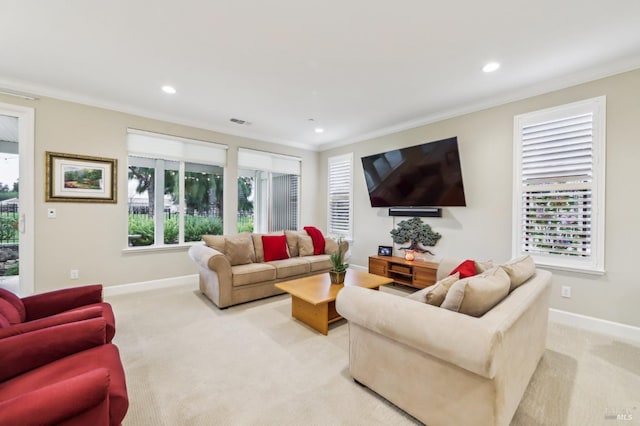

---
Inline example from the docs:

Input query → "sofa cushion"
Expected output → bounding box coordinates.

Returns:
[405,285,433,303]
[305,254,332,272]
[298,235,315,257]
[437,258,493,281]
[324,238,339,255]
[268,258,310,279]
[252,233,282,263]
[303,226,325,255]
[501,255,536,291]
[425,272,460,306]
[225,237,255,266]
[475,260,494,274]
[405,272,460,304]
[0,343,129,425]
[262,235,290,262]
[202,235,226,253]
[450,260,476,278]
[441,267,510,317]
[284,230,303,257]
[231,263,277,287]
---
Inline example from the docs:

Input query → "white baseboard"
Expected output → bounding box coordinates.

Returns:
[549,308,640,343]
[103,274,198,297]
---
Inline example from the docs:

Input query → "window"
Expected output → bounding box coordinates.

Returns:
[237,148,300,233]
[127,130,227,247]
[327,153,353,239]
[513,96,605,273]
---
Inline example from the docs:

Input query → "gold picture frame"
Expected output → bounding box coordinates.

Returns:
[45,151,117,203]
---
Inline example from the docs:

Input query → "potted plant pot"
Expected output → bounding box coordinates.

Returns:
[329,270,346,284]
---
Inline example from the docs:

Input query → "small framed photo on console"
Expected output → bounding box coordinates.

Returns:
[378,245,392,256]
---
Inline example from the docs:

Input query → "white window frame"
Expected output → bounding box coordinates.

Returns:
[327,153,353,239]
[126,129,227,249]
[513,96,605,274]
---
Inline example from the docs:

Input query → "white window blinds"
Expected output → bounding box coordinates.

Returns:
[127,129,227,166]
[513,96,605,273]
[238,148,300,175]
[328,153,353,238]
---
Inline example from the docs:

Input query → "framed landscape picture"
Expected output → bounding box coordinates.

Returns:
[45,152,117,203]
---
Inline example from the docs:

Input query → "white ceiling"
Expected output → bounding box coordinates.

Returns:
[1,1,640,151]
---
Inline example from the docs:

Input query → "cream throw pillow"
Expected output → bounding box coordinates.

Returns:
[425,272,460,306]
[252,233,280,262]
[441,267,510,317]
[298,235,314,257]
[225,238,254,266]
[501,255,536,291]
[284,230,304,257]
[406,286,432,303]
[324,238,339,255]
[202,235,226,254]
[407,272,460,306]
[475,260,494,274]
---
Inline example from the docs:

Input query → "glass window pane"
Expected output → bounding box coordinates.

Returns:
[127,156,155,246]
[0,147,19,278]
[237,175,254,233]
[184,162,223,242]
[238,169,298,233]
[163,163,179,245]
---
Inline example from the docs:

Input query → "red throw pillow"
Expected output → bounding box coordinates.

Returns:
[450,259,477,279]
[262,235,290,262]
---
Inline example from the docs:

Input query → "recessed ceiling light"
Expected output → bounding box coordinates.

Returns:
[315,128,324,134]
[482,62,500,73]
[161,85,177,94]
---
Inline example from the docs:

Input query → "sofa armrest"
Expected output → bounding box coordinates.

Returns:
[189,244,233,307]
[336,286,500,378]
[0,317,107,381]
[0,368,111,426]
[189,244,230,273]
[22,284,103,320]
[0,305,103,339]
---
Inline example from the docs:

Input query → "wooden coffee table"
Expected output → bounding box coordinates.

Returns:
[275,269,393,335]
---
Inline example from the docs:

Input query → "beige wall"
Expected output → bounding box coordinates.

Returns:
[320,68,640,327]
[0,94,320,293]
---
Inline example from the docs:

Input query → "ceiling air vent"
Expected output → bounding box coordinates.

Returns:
[230,118,251,125]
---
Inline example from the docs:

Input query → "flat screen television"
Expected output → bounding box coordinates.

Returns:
[361,136,466,207]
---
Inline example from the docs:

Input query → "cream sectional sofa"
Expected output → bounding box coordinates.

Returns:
[189,231,346,308]
[336,257,552,426]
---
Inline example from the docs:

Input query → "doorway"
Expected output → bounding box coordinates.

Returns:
[0,103,34,296]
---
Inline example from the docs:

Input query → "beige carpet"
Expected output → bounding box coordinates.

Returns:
[107,283,640,426]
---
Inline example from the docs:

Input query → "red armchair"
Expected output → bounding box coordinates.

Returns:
[0,285,115,342]
[0,317,128,426]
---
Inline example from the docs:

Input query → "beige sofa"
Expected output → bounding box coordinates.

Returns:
[189,231,346,308]
[336,257,552,426]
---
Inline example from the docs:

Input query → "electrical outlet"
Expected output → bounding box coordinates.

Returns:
[70,269,79,280]
[561,286,571,298]
[47,208,56,219]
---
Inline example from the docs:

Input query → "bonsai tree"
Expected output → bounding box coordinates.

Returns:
[390,217,441,255]
[329,237,349,272]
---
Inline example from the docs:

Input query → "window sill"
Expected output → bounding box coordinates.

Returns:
[535,262,605,276]
[122,242,198,254]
